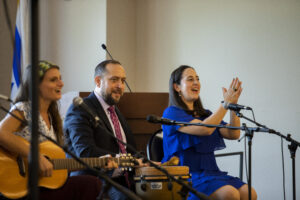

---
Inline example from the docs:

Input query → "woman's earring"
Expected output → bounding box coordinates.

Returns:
[178,91,182,97]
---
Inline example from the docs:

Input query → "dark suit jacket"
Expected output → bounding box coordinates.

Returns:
[63,92,136,176]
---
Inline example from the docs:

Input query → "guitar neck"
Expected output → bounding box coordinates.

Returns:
[52,157,120,171]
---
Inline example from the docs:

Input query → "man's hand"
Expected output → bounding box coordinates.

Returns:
[136,158,161,167]
[100,154,118,170]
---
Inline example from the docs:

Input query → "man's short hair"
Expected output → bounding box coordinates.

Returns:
[94,60,121,77]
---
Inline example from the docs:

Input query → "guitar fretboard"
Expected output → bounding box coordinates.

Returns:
[51,157,120,170]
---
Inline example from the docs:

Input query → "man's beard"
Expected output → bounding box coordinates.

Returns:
[101,90,121,105]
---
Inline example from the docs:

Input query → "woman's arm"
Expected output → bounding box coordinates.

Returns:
[178,104,227,136]
[179,78,243,136]
[0,110,30,156]
[0,110,53,177]
[220,110,241,140]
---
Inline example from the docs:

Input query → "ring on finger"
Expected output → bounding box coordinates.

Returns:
[233,88,237,92]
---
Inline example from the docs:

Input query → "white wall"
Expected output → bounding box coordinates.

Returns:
[107,0,137,92]
[39,0,106,93]
[109,0,300,199]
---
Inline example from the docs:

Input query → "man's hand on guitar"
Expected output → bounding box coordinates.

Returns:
[106,159,118,170]
[39,155,53,177]
[99,154,118,170]
[136,158,149,167]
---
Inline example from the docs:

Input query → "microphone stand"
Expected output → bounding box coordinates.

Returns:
[101,43,132,92]
[44,136,142,200]
[87,110,211,200]
[30,1,40,199]
[234,110,300,200]
[142,157,207,200]
[154,117,274,200]
[0,105,142,200]
[241,122,253,200]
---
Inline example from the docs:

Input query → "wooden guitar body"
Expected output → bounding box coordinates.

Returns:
[0,137,134,199]
[0,141,68,199]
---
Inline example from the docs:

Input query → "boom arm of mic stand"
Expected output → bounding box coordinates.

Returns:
[172,120,243,131]
[0,105,28,127]
[144,157,212,200]
[236,109,300,200]
[175,112,299,200]
[42,135,142,200]
[74,105,205,198]
[175,118,274,133]
[93,121,212,200]
[234,110,300,144]
[235,109,300,200]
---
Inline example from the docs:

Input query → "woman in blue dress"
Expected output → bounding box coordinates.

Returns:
[162,65,257,200]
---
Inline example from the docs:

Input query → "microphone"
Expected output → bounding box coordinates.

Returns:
[101,43,132,92]
[101,43,114,61]
[146,115,177,125]
[73,96,131,151]
[0,94,13,102]
[73,97,101,125]
[101,44,107,50]
[222,101,252,111]
[228,103,252,111]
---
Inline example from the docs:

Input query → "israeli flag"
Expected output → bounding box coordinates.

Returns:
[11,0,30,101]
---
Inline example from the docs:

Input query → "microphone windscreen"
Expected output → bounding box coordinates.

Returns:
[73,97,83,106]
[101,44,107,50]
[146,115,158,123]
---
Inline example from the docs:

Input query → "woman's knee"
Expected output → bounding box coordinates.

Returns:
[210,185,240,200]
[239,184,257,200]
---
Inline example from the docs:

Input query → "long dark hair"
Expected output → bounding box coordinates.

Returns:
[14,61,64,145]
[169,65,208,118]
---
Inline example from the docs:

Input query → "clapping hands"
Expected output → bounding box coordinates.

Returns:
[222,77,243,104]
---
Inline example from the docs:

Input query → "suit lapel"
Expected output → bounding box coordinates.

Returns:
[88,92,134,151]
[87,92,113,133]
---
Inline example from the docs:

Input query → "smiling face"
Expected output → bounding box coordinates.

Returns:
[174,68,200,108]
[95,63,126,105]
[39,68,64,103]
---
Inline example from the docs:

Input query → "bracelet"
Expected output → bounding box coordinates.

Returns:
[221,101,229,110]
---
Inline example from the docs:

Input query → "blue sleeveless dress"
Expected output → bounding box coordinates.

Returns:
[161,106,245,199]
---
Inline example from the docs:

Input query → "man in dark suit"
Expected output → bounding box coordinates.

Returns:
[64,60,138,200]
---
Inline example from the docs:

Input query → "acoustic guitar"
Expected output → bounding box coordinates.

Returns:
[0,138,135,199]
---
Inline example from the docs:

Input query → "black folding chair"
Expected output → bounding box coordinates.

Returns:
[146,129,243,180]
